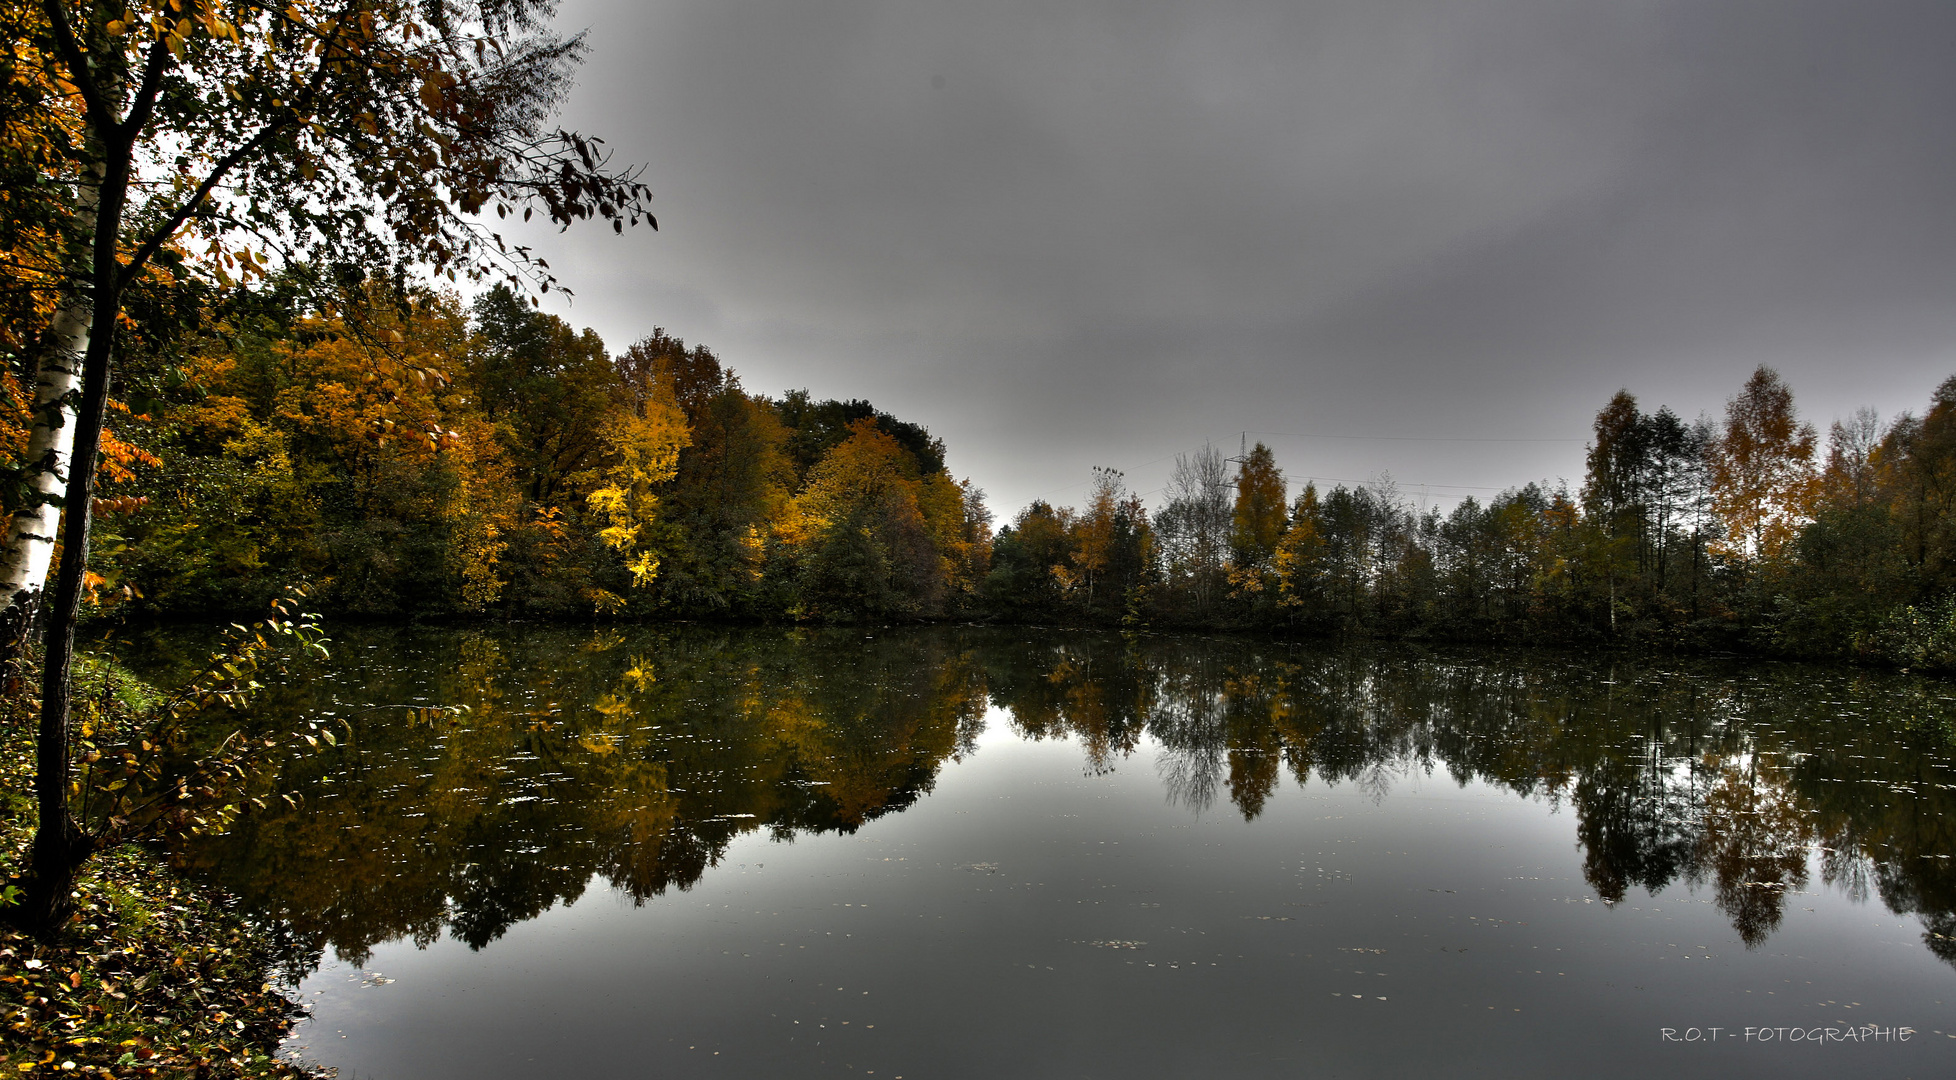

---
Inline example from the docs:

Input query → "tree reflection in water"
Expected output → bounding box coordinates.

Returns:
[165,627,1956,969]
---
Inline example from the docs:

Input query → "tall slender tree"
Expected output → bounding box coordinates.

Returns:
[1582,391,1647,630]
[1710,366,1817,561]
[7,0,655,935]
[1229,441,1287,572]
[1157,445,1229,615]
[1072,467,1122,611]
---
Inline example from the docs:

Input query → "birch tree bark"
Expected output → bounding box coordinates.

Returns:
[0,153,99,651]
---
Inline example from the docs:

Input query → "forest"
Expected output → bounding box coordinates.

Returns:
[0,276,993,624]
[990,365,1956,667]
[5,268,1955,671]
[0,1,1951,674]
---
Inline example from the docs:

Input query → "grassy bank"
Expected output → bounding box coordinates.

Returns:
[0,669,320,1079]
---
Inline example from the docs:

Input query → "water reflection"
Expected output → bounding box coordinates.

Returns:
[168,627,1956,968]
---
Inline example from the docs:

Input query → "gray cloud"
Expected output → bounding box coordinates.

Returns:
[517,0,1956,514]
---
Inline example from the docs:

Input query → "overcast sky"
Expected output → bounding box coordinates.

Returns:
[505,0,1956,519]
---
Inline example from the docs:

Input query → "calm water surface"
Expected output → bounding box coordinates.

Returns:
[160,626,1956,1078]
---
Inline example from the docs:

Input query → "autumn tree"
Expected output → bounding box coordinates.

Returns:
[1227,441,1286,604]
[1877,379,1956,594]
[616,327,725,418]
[1819,406,1884,509]
[1229,442,1286,566]
[781,418,941,619]
[653,390,792,612]
[244,283,514,614]
[775,391,946,484]
[470,285,620,507]
[917,471,990,606]
[585,378,690,611]
[621,332,794,615]
[1274,483,1327,617]
[1710,366,1817,561]
[984,500,1069,617]
[1069,467,1122,610]
[6,0,655,936]
[1581,392,1647,527]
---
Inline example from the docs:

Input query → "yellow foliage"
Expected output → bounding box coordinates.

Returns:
[153,286,531,610]
[1226,564,1268,598]
[625,550,659,586]
[1708,366,1819,561]
[917,470,979,595]
[585,386,691,592]
[1273,486,1325,609]
[791,418,921,534]
[622,656,656,692]
[0,370,29,465]
[181,392,254,441]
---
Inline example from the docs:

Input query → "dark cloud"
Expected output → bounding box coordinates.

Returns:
[518,0,1956,514]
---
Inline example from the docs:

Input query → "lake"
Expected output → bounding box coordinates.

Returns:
[160,625,1956,1078]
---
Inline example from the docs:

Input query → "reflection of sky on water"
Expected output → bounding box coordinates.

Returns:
[287,733,1950,1079]
[148,626,1956,1078]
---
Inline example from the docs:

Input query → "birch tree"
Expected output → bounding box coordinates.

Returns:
[1157,444,1229,614]
[0,3,96,649]
[7,0,655,935]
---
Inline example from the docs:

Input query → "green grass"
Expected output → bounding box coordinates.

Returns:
[1,658,322,1079]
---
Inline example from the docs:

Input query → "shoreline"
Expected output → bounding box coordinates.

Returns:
[97,605,1939,679]
[0,694,322,1079]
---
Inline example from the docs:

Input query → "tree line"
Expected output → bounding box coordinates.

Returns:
[17,276,992,624]
[9,269,1956,669]
[987,366,1956,668]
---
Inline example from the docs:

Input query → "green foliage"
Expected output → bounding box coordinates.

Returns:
[93,277,985,624]
[987,367,1956,668]
[1864,595,1956,672]
[56,269,1956,666]
[982,502,1070,618]
[471,285,620,507]
[63,587,335,848]
[775,391,947,480]
[0,640,325,1076]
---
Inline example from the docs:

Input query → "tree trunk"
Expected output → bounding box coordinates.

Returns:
[19,103,130,939]
[19,237,120,939]
[0,155,101,658]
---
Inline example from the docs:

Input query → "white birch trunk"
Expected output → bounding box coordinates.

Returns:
[0,161,99,618]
